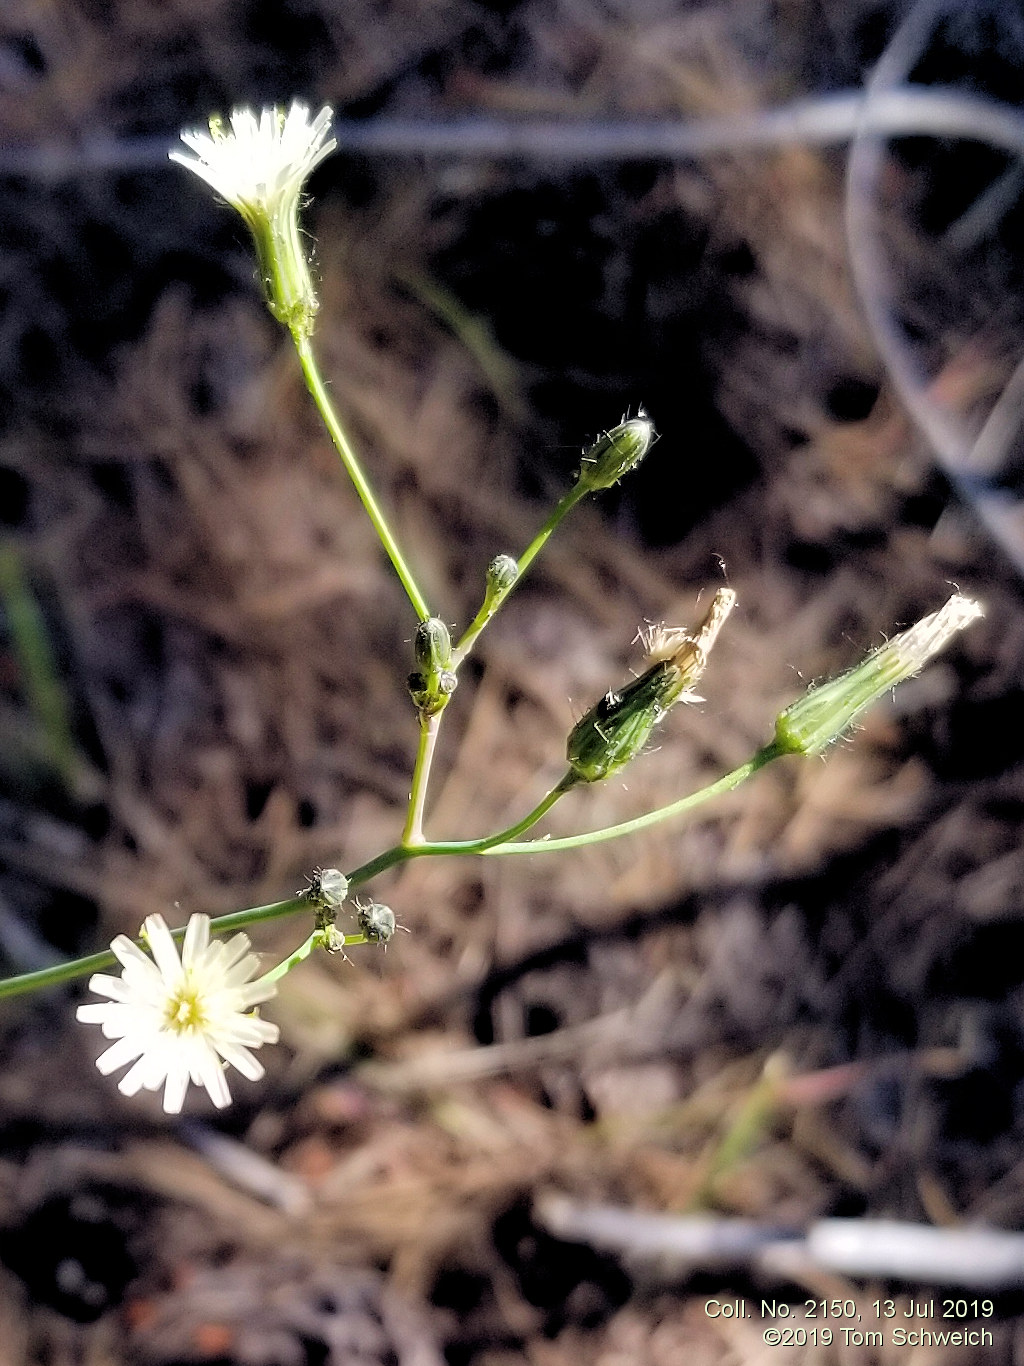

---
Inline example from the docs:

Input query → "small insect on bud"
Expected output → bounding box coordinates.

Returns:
[409,617,458,716]
[484,554,519,609]
[774,593,983,756]
[567,588,736,783]
[305,866,349,911]
[356,899,398,945]
[575,410,656,494]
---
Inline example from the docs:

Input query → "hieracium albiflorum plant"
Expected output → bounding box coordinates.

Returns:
[0,101,984,1113]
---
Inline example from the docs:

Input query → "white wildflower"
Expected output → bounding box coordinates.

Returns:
[170,102,336,224]
[170,101,336,334]
[77,913,279,1113]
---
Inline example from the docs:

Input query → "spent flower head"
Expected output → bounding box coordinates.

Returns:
[170,101,336,335]
[567,588,736,783]
[77,913,279,1113]
[775,593,983,756]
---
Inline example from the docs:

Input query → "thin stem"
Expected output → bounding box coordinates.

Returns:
[403,713,441,845]
[0,896,311,1002]
[292,331,431,621]
[478,744,782,854]
[0,748,780,1003]
[256,928,371,986]
[408,770,580,857]
[258,930,318,985]
[452,484,586,665]
[343,770,579,887]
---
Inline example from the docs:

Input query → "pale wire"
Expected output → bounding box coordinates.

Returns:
[4,91,1024,179]
[844,0,1024,576]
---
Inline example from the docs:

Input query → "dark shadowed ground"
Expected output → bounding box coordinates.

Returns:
[2,1,1024,1362]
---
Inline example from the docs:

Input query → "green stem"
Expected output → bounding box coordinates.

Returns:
[403,713,441,845]
[452,484,587,665]
[292,331,431,621]
[0,896,311,1002]
[256,928,370,986]
[478,744,782,854]
[0,748,780,1003]
[343,770,579,887]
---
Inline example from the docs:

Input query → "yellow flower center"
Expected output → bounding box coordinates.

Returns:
[165,988,206,1033]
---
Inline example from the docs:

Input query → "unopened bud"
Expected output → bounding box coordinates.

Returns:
[409,617,457,716]
[485,554,519,608]
[576,411,656,493]
[414,617,452,674]
[567,588,735,782]
[775,593,983,756]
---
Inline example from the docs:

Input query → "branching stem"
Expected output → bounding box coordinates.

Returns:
[0,748,781,1001]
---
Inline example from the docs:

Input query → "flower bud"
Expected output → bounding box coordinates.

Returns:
[567,664,675,783]
[774,593,983,756]
[567,588,735,782]
[485,554,519,608]
[409,617,458,716]
[575,411,656,493]
[414,617,452,672]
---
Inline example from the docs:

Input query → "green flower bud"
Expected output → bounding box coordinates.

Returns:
[567,589,736,782]
[409,618,458,716]
[485,554,519,608]
[567,665,673,783]
[775,593,983,756]
[576,411,656,493]
[414,617,453,674]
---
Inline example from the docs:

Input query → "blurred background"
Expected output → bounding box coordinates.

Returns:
[2,0,1024,1361]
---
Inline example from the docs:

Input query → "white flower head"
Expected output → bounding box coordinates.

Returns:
[170,101,336,334]
[170,101,336,226]
[77,913,280,1113]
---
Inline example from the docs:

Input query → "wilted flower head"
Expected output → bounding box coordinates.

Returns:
[170,101,336,334]
[775,593,983,756]
[77,913,279,1113]
[567,588,736,783]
